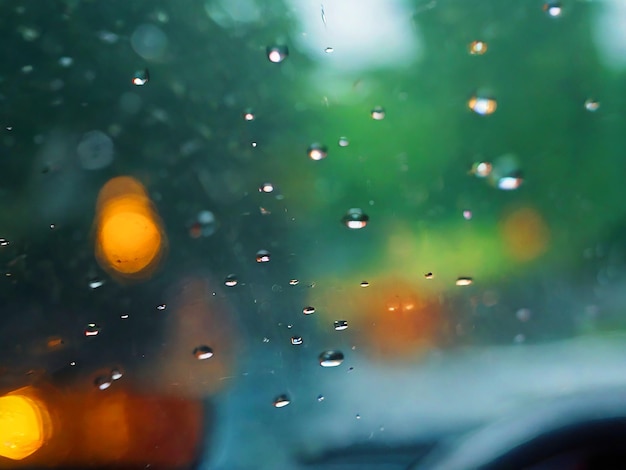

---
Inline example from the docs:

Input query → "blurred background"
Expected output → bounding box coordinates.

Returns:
[1,0,626,468]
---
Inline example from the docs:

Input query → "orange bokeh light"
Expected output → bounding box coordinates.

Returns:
[94,176,166,280]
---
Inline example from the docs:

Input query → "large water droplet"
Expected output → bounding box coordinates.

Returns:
[273,394,291,408]
[319,350,344,367]
[224,274,238,287]
[256,250,271,263]
[584,99,600,112]
[543,1,562,17]
[334,320,348,331]
[110,368,123,380]
[132,68,150,86]
[84,323,101,337]
[291,336,303,345]
[243,108,255,121]
[456,277,473,286]
[371,106,385,120]
[468,95,497,115]
[95,375,113,390]
[307,143,328,161]
[303,306,316,315]
[468,40,488,55]
[267,45,288,63]
[77,130,114,170]
[342,208,369,229]
[193,345,214,360]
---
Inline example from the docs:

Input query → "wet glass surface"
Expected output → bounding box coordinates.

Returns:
[1,1,626,469]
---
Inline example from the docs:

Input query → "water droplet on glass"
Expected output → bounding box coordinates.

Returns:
[130,24,168,61]
[514,333,526,344]
[289,279,299,286]
[497,174,524,191]
[243,109,255,121]
[120,314,129,319]
[319,350,345,367]
[77,130,114,170]
[256,250,271,263]
[516,308,532,322]
[303,306,316,315]
[468,95,497,115]
[95,375,113,391]
[334,320,348,331]
[193,345,214,360]
[273,394,291,408]
[267,45,289,63]
[463,210,472,220]
[259,182,274,193]
[263,337,270,343]
[0,238,10,247]
[88,278,105,289]
[338,136,350,147]
[456,277,473,286]
[468,40,488,55]
[371,106,385,120]
[317,394,325,402]
[342,208,369,229]
[356,414,361,420]
[324,47,334,53]
[84,323,101,337]
[543,1,562,17]
[58,56,73,67]
[307,143,328,161]
[157,304,167,310]
[132,68,150,86]
[98,30,119,44]
[224,274,238,287]
[471,162,493,178]
[291,336,303,345]
[360,281,370,288]
[110,368,123,381]
[584,99,600,112]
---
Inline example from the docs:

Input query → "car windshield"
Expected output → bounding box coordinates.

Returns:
[1,1,625,469]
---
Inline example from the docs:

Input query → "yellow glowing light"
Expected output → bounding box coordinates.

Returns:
[0,391,50,460]
[94,176,166,280]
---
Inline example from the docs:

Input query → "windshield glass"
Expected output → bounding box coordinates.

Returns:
[1,1,625,469]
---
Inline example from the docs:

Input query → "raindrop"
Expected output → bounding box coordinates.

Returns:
[371,106,385,120]
[584,99,600,112]
[266,45,289,63]
[157,304,167,310]
[356,414,361,420]
[259,182,274,193]
[130,24,168,60]
[342,208,369,229]
[132,68,150,86]
[263,337,270,343]
[543,1,562,17]
[463,210,472,220]
[256,250,271,263]
[338,136,350,147]
[193,345,214,360]
[88,278,105,289]
[120,314,129,319]
[471,162,492,178]
[497,174,524,191]
[456,277,473,286]
[317,394,325,402]
[224,274,238,287]
[324,47,334,53]
[468,40,488,55]
[243,109,255,121]
[273,394,291,408]
[110,368,123,381]
[319,350,344,367]
[289,279,299,286]
[360,281,370,288]
[516,308,532,322]
[58,56,73,67]
[307,143,328,161]
[77,130,114,170]
[94,375,113,391]
[0,238,9,246]
[468,95,497,115]
[84,323,101,337]
[334,320,348,331]
[291,336,303,345]
[303,306,316,315]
